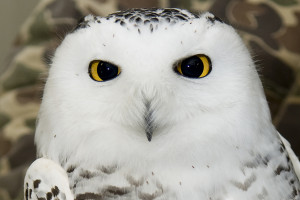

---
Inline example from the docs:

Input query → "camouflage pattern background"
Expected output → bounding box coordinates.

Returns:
[0,0,299,199]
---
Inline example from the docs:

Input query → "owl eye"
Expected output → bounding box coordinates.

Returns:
[176,55,211,78]
[89,60,121,82]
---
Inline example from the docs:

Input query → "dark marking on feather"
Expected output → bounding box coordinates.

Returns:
[262,156,270,166]
[126,175,143,187]
[291,186,298,198]
[61,158,68,166]
[80,169,96,179]
[138,186,164,200]
[231,174,256,191]
[242,154,270,174]
[244,161,258,169]
[150,24,154,33]
[120,21,126,26]
[150,18,159,22]
[99,165,117,174]
[29,189,32,198]
[275,165,291,175]
[33,179,41,189]
[104,185,130,196]
[51,186,59,196]
[135,17,142,23]
[67,165,76,173]
[124,13,133,19]
[175,15,187,21]
[145,13,159,18]
[25,189,28,200]
[46,192,52,200]
[76,193,103,200]
[129,16,136,22]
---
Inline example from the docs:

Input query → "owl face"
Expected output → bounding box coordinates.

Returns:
[36,9,270,159]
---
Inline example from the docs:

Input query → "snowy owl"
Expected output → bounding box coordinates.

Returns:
[24,8,300,200]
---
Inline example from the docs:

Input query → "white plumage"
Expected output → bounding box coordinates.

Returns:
[24,8,300,200]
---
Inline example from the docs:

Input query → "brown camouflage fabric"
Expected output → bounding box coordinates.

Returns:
[0,0,299,199]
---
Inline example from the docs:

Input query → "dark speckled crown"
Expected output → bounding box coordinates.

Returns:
[107,8,198,24]
[74,8,223,33]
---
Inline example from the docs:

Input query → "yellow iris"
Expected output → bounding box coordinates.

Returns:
[89,60,121,82]
[177,55,211,78]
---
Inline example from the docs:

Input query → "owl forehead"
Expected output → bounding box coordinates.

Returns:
[74,8,223,33]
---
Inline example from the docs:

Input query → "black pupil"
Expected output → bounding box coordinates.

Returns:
[180,56,204,78]
[97,61,118,81]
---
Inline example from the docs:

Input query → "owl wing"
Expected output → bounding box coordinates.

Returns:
[24,158,74,200]
[278,132,300,179]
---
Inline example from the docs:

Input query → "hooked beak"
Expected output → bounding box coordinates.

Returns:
[144,101,154,142]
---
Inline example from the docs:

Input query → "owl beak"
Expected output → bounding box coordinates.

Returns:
[144,101,154,142]
[146,126,153,142]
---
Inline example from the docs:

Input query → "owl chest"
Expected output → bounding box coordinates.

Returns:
[65,164,170,199]
[62,151,300,200]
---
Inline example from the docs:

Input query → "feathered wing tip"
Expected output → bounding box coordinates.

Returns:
[278,132,300,179]
[24,158,74,200]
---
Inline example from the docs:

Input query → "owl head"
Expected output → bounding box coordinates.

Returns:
[35,8,273,162]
